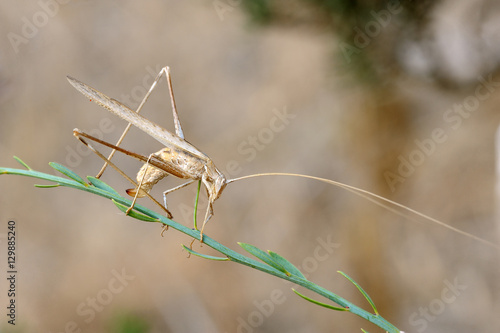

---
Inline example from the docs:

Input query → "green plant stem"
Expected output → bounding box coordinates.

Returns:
[1,165,400,332]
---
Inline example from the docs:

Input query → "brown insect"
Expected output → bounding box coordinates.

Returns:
[68,67,500,251]
[68,67,227,241]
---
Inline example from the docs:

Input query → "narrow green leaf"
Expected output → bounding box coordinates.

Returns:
[268,251,306,280]
[0,164,403,332]
[182,245,230,261]
[14,156,32,170]
[360,329,369,333]
[34,184,61,188]
[87,176,120,196]
[338,271,379,315]
[193,180,201,230]
[112,199,159,222]
[49,162,87,185]
[238,242,288,274]
[292,289,348,311]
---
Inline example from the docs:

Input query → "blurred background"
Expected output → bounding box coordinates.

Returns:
[1,0,500,332]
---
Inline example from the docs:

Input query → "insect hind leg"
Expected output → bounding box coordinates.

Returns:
[73,130,174,219]
[96,66,184,178]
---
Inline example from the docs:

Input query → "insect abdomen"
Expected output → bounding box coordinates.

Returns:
[126,163,169,198]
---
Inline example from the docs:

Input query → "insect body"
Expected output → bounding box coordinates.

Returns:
[67,67,227,240]
[64,67,500,251]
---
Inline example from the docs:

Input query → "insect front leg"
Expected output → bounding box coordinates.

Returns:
[199,200,214,243]
[196,176,218,243]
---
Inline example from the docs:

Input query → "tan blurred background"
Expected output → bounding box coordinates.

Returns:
[1,0,500,332]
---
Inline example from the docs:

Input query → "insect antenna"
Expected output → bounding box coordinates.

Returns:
[227,172,500,251]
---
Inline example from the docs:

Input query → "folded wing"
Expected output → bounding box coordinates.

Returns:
[67,75,204,157]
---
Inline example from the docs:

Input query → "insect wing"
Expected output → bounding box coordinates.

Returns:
[67,76,203,157]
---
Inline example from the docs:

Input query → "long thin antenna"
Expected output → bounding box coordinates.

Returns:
[228,172,500,251]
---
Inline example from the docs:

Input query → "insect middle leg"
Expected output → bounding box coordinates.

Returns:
[162,180,196,212]
[157,179,198,236]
